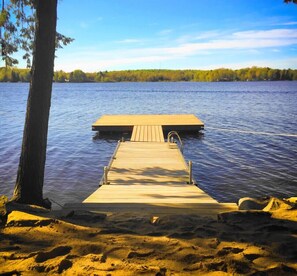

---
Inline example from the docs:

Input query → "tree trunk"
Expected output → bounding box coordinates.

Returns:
[12,0,57,208]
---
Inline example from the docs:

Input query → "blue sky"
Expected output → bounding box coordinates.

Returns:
[6,0,297,71]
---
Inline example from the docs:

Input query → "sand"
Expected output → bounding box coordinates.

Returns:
[0,197,297,275]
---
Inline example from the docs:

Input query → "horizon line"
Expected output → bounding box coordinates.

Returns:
[1,66,297,73]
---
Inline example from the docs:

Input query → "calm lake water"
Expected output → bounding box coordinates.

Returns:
[0,81,296,207]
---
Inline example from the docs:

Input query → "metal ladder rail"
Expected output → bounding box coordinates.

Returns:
[167,131,194,184]
[100,140,122,185]
[167,131,184,153]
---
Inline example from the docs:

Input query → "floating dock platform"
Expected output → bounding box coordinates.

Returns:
[71,114,237,215]
[92,114,204,132]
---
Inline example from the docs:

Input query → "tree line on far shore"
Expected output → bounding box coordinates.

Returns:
[1,66,297,83]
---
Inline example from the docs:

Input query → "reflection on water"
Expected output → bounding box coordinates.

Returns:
[93,131,133,142]
[0,81,296,206]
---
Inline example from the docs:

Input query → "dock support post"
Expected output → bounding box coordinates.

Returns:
[104,166,109,184]
[188,161,193,184]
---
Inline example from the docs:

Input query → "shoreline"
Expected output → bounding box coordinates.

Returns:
[1,67,297,83]
[1,197,296,275]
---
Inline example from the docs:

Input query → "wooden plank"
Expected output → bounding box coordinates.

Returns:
[137,126,141,141]
[155,125,160,142]
[158,125,164,142]
[136,125,141,141]
[139,126,143,141]
[84,184,218,204]
[131,126,137,141]
[131,125,149,142]
[92,114,204,132]
[65,202,238,217]
[139,126,144,142]
[152,125,156,141]
[131,125,164,142]
[148,126,152,142]
[84,142,218,205]
[144,125,148,142]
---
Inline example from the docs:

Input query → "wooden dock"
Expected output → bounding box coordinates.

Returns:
[79,114,237,215]
[131,125,164,142]
[92,114,204,132]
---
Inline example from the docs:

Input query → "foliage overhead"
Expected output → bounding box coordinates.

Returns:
[0,0,73,68]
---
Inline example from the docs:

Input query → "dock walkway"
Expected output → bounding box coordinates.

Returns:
[79,114,237,215]
[131,125,164,142]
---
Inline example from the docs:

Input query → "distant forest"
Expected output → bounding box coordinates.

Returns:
[1,66,297,82]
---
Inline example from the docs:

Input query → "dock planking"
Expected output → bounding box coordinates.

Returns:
[131,125,164,142]
[92,114,204,132]
[82,114,237,215]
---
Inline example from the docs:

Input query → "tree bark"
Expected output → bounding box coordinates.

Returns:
[12,0,57,208]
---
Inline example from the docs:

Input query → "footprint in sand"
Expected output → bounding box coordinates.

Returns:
[6,219,57,227]
[35,246,72,263]
[58,259,73,273]
[217,247,244,256]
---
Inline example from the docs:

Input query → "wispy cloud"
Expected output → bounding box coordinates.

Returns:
[160,29,297,56]
[55,28,297,71]
[176,30,221,44]
[194,30,221,40]
[79,17,103,28]
[279,21,297,26]
[158,29,173,36]
[233,29,297,39]
[116,38,145,44]
[79,21,88,29]
[198,57,297,70]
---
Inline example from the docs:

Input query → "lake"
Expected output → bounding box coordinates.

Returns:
[0,81,296,207]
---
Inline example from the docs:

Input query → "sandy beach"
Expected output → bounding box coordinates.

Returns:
[0,197,297,275]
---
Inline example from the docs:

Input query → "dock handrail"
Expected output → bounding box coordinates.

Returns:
[167,131,184,153]
[101,140,121,185]
[188,160,193,184]
[167,131,194,184]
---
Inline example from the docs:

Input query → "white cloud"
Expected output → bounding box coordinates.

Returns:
[55,55,171,72]
[194,30,221,40]
[233,29,297,39]
[278,21,297,26]
[197,57,297,70]
[175,30,220,44]
[160,29,297,56]
[55,28,297,71]
[55,55,297,72]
